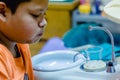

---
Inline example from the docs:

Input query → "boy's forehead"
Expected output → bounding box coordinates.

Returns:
[30,0,48,8]
[22,0,48,9]
[31,0,48,3]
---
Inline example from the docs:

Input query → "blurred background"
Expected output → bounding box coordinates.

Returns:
[30,0,120,57]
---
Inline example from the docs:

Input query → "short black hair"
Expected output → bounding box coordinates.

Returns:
[0,0,31,14]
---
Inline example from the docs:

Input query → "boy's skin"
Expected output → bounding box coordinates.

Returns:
[0,0,48,57]
[0,0,48,79]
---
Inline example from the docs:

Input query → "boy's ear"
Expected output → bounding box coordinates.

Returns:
[0,2,7,22]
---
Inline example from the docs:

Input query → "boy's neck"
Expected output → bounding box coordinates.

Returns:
[0,32,18,57]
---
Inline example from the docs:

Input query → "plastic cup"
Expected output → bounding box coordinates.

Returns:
[85,46,103,61]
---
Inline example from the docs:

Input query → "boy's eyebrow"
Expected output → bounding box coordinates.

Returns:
[28,8,46,14]
[40,7,48,11]
[36,8,44,11]
[32,8,47,12]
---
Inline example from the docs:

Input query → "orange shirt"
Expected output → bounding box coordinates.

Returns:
[0,43,34,80]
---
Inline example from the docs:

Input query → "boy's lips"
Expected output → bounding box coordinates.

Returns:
[37,32,43,36]
[37,29,44,37]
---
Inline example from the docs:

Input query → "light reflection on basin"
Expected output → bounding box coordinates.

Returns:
[32,50,86,72]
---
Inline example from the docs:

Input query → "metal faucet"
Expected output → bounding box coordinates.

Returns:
[89,26,116,73]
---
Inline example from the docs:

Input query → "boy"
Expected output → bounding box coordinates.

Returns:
[0,0,48,80]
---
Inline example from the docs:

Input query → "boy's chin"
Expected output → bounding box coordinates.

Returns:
[23,39,40,44]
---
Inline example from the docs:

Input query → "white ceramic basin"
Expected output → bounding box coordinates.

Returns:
[32,50,86,72]
[34,63,120,80]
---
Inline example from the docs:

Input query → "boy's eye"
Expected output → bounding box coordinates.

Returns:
[30,13,46,19]
[31,14,39,18]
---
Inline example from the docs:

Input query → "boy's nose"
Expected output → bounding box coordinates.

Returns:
[39,18,47,28]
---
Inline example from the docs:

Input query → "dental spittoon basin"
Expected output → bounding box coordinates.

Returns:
[32,50,86,72]
[32,27,120,80]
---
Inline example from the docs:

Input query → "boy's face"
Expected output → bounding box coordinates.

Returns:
[0,0,48,43]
